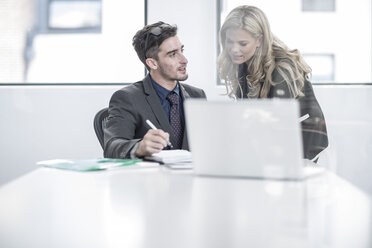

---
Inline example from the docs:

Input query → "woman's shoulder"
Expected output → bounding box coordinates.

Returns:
[272,56,301,83]
[268,59,297,98]
[274,57,294,71]
[267,78,292,98]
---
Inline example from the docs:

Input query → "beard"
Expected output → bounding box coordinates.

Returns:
[158,64,188,82]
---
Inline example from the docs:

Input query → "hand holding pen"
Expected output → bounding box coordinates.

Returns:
[134,120,173,157]
[146,120,173,149]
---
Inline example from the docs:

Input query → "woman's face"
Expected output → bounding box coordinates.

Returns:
[225,28,261,65]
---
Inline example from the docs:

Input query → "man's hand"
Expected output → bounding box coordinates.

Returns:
[135,129,170,157]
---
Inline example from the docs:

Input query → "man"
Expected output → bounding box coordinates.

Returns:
[104,22,206,158]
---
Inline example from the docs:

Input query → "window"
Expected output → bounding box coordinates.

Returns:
[24,0,145,83]
[218,0,372,84]
[303,54,334,82]
[37,0,102,34]
[302,0,335,12]
[0,0,146,83]
[48,0,102,31]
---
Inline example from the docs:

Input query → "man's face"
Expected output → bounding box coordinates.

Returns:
[154,35,188,83]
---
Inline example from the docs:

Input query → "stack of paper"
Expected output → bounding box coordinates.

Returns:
[145,150,192,164]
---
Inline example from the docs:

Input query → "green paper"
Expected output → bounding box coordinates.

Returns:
[37,158,142,171]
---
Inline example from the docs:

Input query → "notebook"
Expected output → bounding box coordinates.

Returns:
[184,99,324,180]
[145,150,192,164]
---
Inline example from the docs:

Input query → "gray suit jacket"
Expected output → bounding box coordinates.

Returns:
[104,75,206,158]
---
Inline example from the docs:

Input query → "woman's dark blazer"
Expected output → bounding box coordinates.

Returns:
[237,64,329,161]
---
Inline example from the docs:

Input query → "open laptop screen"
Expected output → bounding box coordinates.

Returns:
[184,99,310,180]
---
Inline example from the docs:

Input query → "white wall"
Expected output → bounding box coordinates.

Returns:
[0,85,122,184]
[313,85,372,195]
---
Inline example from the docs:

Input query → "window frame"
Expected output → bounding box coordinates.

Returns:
[35,0,102,34]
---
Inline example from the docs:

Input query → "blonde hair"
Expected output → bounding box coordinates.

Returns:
[218,5,311,98]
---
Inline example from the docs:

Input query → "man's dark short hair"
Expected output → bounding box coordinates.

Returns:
[132,21,177,70]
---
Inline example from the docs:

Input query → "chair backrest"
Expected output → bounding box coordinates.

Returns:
[93,107,109,149]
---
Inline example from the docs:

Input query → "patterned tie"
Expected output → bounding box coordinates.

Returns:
[166,91,184,149]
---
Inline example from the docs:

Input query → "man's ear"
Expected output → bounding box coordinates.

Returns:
[146,58,158,70]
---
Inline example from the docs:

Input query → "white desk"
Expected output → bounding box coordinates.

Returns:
[0,166,371,248]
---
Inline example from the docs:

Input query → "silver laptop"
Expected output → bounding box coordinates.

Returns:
[184,99,323,180]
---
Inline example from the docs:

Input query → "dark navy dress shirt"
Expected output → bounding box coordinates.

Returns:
[151,78,185,127]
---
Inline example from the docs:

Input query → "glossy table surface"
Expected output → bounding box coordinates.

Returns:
[0,166,371,248]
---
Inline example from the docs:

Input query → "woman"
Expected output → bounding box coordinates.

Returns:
[218,5,328,161]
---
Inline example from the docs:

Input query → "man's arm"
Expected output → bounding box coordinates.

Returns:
[103,88,170,158]
[104,89,140,158]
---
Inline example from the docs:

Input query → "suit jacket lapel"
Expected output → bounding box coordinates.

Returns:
[180,84,190,150]
[180,84,190,100]
[143,75,173,137]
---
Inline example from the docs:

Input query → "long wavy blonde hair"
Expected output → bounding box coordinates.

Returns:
[218,5,311,98]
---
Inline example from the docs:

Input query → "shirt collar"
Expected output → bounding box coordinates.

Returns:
[151,78,180,100]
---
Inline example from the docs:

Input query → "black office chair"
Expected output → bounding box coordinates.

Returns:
[94,107,109,149]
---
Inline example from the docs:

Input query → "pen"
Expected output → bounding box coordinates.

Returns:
[146,119,174,149]
[298,113,310,123]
